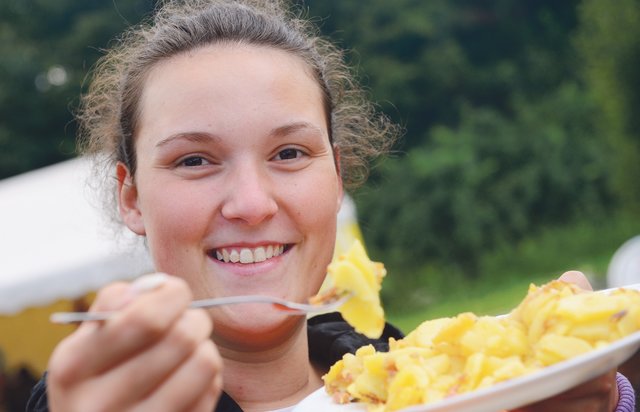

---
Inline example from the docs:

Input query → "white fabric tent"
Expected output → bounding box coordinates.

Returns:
[0,158,153,314]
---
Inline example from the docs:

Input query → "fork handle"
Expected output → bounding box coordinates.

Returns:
[50,311,115,324]
[50,295,306,324]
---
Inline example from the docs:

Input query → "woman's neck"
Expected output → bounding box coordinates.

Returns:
[218,320,324,412]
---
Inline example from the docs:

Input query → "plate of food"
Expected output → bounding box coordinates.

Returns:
[295,327,640,412]
[297,276,640,412]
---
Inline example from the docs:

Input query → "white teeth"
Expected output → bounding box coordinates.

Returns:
[239,248,253,264]
[254,247,266,262]
[214,245,286,264]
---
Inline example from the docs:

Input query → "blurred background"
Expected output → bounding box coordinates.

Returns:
[1,0,639,410]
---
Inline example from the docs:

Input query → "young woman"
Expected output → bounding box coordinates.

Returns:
[27,1,634,411]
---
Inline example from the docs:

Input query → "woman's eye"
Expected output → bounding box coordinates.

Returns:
[180,156,208,167]
[274,148,304,161]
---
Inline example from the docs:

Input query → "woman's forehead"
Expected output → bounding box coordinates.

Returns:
[134,43,328,144]
[145,42,317,87]
[139,44,321,109]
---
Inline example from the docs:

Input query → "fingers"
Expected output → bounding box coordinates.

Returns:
[47,281,132,385]
[511,370,617,412]
[47,274,223,412]
[558,270,593,291]
[95,308,214,406]
[94,276,192,368]
[552,370,617,401]
[50,274,192,381]
[133,340,223,412]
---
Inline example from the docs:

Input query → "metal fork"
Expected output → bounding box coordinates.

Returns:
[50,293,351,324]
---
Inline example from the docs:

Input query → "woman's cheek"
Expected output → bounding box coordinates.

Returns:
[139,185,213,265]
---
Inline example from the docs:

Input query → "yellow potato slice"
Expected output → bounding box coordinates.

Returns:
[312,239,386,339]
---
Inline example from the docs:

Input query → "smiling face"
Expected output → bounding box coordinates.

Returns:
[117,44,343,347]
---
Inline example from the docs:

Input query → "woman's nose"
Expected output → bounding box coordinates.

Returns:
[220,165,278,225]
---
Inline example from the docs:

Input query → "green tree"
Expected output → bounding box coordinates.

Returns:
[0,0,153,178]
[304,0,612,279]
[358,84,612,278]
[304,0,581,150]
[574,0,640,212]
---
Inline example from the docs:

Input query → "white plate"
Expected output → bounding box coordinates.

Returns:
[294,284,640,412]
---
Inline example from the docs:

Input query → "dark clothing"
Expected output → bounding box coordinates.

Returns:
[26,312,404,412]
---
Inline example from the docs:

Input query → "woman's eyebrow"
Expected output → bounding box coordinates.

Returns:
[269,121,324,138]
[155,122,323,148]
[155,131,221,148]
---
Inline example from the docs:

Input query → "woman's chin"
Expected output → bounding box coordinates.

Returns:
[209,306,305,348]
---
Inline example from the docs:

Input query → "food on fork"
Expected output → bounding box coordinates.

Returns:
[310,239,386,339]
[323,280,640,411]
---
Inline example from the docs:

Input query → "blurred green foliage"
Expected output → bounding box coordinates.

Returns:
[0,0,155,177]
[1,0,638,310]
[304,0,581,149]
[359,83,613,277]
[575,0,640,213]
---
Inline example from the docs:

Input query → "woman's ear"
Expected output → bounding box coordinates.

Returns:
[116,162,146,235]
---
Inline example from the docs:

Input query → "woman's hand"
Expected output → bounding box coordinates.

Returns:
[511,369,618,412]
[511,271,619,412]
[47,274,223,412]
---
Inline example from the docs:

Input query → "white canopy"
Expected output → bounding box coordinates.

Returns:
[0,158,153,314]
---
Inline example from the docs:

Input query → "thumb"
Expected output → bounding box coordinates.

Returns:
[90,273,170,312]
[558,271,593,291]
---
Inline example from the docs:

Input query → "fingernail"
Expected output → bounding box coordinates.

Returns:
[131,273,169,293]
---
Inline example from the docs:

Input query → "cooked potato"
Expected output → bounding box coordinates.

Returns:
[324,280,640,411]
[312,240,386,339]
